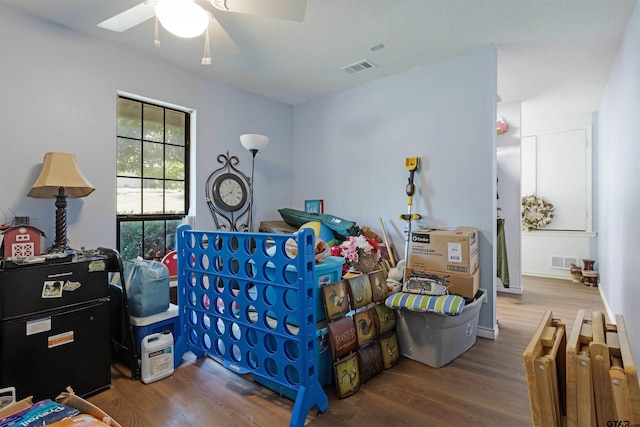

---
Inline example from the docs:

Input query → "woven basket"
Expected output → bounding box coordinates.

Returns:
[352,253,379,274]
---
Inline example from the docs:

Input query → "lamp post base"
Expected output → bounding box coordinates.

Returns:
[51,188,70,253]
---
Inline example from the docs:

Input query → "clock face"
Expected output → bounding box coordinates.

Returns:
[212,173,247,212]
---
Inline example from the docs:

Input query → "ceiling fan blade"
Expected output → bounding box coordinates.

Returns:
[97,2,157,32]
[209,0,307,22]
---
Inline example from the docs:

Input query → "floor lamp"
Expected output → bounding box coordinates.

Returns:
[28,152,95,252]
[240,134,269,232]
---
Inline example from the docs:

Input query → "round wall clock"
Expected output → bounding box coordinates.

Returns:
[211,172,248,212]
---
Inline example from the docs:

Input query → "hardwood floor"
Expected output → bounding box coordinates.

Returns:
[88,276,606,426]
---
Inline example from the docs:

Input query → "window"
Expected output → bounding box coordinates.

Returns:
[116,96,190,260]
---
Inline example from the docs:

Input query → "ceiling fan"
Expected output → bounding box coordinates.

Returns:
[97,0,307,63]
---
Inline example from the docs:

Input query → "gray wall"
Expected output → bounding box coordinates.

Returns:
[0,5,499,335]
[596,1,640,364]
[292,46,499,334]
[0,5,294,249]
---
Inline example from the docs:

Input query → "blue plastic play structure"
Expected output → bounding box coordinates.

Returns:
[173,224,328,427]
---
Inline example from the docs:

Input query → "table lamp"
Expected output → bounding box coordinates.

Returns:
[27,152,95,252]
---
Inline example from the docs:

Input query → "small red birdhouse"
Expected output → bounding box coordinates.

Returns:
[1,225,45,259]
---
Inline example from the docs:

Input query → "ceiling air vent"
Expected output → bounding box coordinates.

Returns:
[340,60,376,75]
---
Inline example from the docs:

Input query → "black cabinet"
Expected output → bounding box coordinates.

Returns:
[0,258,111,401]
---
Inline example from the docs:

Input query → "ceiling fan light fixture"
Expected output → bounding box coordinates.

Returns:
[155,0,209,39]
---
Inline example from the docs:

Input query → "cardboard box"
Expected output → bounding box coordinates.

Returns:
[48,414,111,426]
[0,390,121,427]
[0,397,33,420]
[445,268,480,299]
[405,267,480,299]
[258,220,298,234]
[55,390,121,427]
[409,227,479,274]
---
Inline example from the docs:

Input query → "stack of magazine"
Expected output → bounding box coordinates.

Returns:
[0,398,107,426]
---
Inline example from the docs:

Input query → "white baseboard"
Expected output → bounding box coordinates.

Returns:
[497,286,523,295]
[477,325,498,340]
[521,272,571,280]
[597,282,615,324]
[495,276,523,295]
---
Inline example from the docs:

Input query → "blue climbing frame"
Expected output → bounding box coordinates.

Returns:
[173,225,328,427]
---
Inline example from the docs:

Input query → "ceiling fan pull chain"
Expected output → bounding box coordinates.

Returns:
[154,16,160,48]
[202,27,212,65]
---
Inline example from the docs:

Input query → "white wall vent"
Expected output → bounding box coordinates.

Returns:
[340,60,376,74]
[551,256,579,270]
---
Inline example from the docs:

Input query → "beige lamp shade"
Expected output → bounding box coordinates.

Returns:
[28,152,95,198]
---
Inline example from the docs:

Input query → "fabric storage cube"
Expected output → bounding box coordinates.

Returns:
[394,290,485,368]
[253,322,332,400]
[130,303,179,355]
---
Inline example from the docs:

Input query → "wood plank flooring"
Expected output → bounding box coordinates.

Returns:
[88,276,606,426]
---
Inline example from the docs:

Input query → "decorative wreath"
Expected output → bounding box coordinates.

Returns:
[521,195,554,231]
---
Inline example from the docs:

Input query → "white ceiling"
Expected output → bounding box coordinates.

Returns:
[1,0,636,123]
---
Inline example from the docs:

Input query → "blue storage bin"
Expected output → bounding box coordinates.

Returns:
[266,256,344,325]
[130,303,179,355]
[253,322,332,400]
[308,256,345,323]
